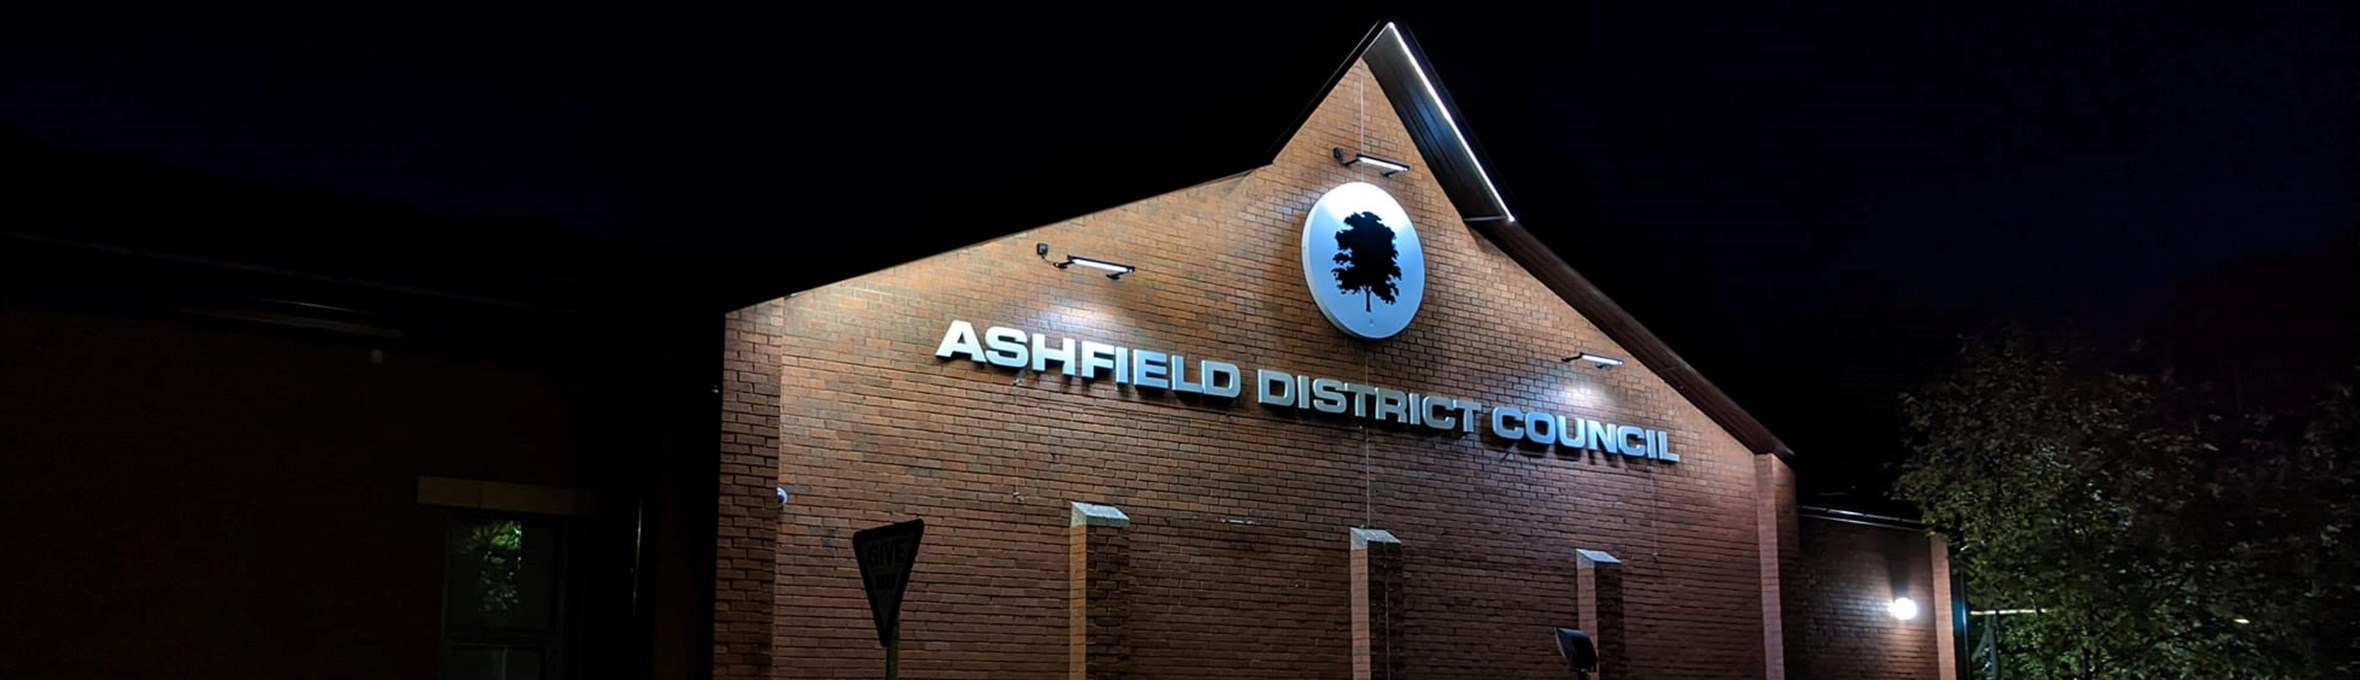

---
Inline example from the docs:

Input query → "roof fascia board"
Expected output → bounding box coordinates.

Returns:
[1362,24,1514,222]
[1315,22,1797,461]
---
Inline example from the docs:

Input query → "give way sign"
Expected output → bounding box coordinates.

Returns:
[852,519,925,647]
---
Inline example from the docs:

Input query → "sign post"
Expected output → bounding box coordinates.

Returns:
[853,519,925,680]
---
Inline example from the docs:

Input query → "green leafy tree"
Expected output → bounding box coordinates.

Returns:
[1897,329,2359,679]
[2204,383,2360,676]
[1332,211,1401,312]
[463,520,526,618]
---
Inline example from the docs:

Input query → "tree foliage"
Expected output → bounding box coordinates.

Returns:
[1331,211,1401,312]
[1896,329,2359,679]
[464,520,526,617]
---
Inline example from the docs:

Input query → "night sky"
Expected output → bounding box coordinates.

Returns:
[6,2,2355,502]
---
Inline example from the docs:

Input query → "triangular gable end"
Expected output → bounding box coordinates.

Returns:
[1284,23,1794,461]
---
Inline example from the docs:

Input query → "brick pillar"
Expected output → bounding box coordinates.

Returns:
[1351,528,1405,680]
[1756,454,1801,680]
[1931,536,1959,680]
[716,304,782,680]
[1577,549,1625,680]
[1070,502,1131,680]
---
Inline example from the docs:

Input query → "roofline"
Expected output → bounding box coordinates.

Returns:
[1276,22,1797,461]
[1263,24,1389,165]
[1799,506,1928,531]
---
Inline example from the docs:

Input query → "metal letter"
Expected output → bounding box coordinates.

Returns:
[1257,369,1297,407]
[1344,383,1379,418]
[1079,341,1119,380]
[1585,419,1618,454]
[1310,378,1348,414]
[1421,396,1457,431]
[1374,388,1408,424]
[934,320,985,362]
[1457,401,1482,434]
[1524,409,1558,446]
[983,326,1028,369]
[1617,425,1648,458]
[1133,350,1171,390]
[1030,334,1076,376]
[1200,361,1243,399]
[1169,355,1204,394]
[1492,406,1524,440]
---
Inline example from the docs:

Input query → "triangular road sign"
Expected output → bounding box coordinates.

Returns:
[852,519,925,647]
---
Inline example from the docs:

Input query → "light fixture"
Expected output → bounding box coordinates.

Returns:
[1378,23,1513,222]
[1889,597,1920,621]
[1555,627,1598,677]
[1061,256,1135,279]
[1333,147,1411,177]
[1038,243,1135,280]
[2234,617,2251,625]
[1562,352,1625,369]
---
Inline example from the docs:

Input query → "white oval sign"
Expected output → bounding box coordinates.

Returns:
[1302,182,1425,340]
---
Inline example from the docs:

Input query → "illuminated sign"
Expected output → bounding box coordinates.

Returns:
[933,320,1678,463]
[1303,182,1426,340]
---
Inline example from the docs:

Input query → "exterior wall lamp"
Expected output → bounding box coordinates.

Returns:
[1889,596,1920,621]
[1333,147,1411,177]
[1563,352,1625,369]
[1556,627,1599,679]
[1037,243,1135,280]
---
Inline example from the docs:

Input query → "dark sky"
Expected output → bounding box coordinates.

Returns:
[6,1,2356,500]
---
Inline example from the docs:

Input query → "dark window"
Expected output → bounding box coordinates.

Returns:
[442,517,564,680]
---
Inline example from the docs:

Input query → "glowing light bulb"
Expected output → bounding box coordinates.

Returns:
[1889,597,1920,621]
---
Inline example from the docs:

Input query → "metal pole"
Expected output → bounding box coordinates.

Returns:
[1989,613,2000,680]
[886,630,899,680]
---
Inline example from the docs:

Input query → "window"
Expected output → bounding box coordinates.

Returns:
[441,516,564,680]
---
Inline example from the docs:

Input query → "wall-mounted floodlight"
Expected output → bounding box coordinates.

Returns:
[1889,597,1920,621]
[1060,256,1135,279]
[1333,148,1411,177]
[1562,352,1625,369]
[1555,627,1598,678]
[1038,243,1136,280]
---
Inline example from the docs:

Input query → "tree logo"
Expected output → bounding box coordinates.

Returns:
[1302,182,1425,339]
[1332,211,1402,312]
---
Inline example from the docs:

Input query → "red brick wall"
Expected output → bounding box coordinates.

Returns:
[1070,519,1132,680]
[730,62,1771,679]
[1792,517,1941,680]
[1,303,598,680]
[719,302,788,680]
[1757,455,1802,678]
[1930,536,1958,680]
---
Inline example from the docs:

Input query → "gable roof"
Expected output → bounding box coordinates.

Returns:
[1282,23,1797,461]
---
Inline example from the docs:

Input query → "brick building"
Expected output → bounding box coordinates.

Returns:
[2,120,731,679]
[1792,508,1961,680]
[719,24,1961,680]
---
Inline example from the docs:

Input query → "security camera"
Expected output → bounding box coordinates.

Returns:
[1556,627,1598,679]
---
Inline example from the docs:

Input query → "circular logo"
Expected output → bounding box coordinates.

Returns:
[1302,182,1425,340]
